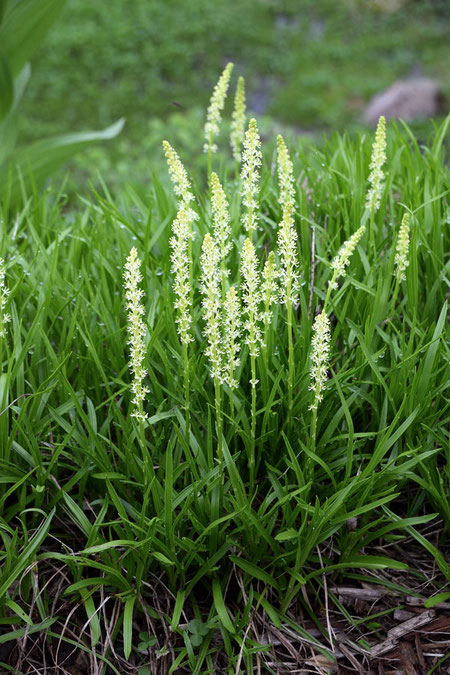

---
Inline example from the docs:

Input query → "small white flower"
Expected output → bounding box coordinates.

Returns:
[394,212,411,282]
[309,310,331,411]
[365,116,387,214]
[123,248,149,422]
[240,118,262,239]
[230,76,246,163]
[204,62,234,154]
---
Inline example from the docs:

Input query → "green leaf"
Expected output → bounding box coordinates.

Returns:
[229,556,279,590]
[275,528,299,542]
[0,618,57,644]
[152,551,174,566]
[0,118,125,204]
[0,509,55,599]
[0,0,66,77]
[212,579,234,633]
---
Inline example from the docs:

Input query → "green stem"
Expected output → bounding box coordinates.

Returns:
[182,342,191,447]
[208,132,213,180]
[369,208,376,262]
[390,275,400,318]
[287,297,294,427]
[323,274,336,315]
[249,355,257,494]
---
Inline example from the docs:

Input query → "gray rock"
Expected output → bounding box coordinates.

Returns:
[364,78,445,124]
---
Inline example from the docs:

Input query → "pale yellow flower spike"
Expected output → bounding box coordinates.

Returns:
[277,202,299,306]
[123,248,149,422]
[241,237,263,364]
[366,116,387,214]
[329,224,366,291]
[394,212,411,282]
[210,172,232,262]
[200,233,222,381]
[162,140,196,210]
[261,251,279,325]
[240,118,262,240]
[222,286,241,389]
[277,135,296,209]
[0,258,11,339]
[204,62,234,154]
[230,76,246,163]
[309,310,331,411]
[170,208,194,345]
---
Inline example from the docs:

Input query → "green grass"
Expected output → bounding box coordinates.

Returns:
[0,115,449,672]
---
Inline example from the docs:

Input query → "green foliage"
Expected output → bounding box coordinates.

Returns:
[19,0,448,144]
[0,116,448,670]
[0,0,123,204]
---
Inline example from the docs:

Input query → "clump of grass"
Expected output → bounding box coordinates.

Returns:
[0,64,448,672]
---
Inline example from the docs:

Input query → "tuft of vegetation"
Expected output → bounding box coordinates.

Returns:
[0,64,449,670]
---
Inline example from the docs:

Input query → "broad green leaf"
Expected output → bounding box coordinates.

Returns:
[0,52,13,120]
[0,0,66,77]
[0,118,125,204]
[123,595,135,660]
[0,64,30,162]
[424,592,450,608]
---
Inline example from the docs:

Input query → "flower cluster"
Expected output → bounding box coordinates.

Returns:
[123,248,149,422]
[394,212,411,282]
[365,116,387,213]
[0,258,11,339]
[222,286,241,389]
[240,118,262,239]
[277,202,300,305]
[210,172,232,264]
[204,62,234,154]
[230,76,246,163]
[309,310,331,411]
[277,135,296,209]
[241,238,263,367]
[329,225,366,290]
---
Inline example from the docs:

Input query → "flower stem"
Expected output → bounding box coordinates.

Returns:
[249,354,257,493]
[287,296,294,426]
[182,341,191,446]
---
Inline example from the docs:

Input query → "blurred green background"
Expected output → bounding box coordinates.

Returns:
[18,0,449,192]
